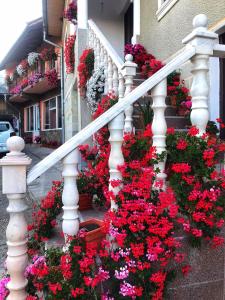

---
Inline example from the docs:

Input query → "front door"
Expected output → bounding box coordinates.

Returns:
[124,3,133,45]
[220,32,225,139]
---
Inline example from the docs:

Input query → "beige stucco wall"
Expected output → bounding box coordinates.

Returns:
[140,0,225,61]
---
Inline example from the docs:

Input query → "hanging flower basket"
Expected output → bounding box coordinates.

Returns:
[80,218,105,248]
[64,0,77,24]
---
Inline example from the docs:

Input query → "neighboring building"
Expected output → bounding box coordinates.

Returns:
[0,76,20,131]
[0,18,62,145]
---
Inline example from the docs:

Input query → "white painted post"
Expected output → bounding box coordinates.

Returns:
[0,136,31,300]
[151,79,167,188]
[62,148,80,237]
[182,14,218,136]
[108,72,125,210]
[132,0,141,44]
[77,0,88,29]
[121,54,137,133]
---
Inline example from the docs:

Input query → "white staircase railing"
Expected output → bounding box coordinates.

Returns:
[1,14,224,299]
[88,19,137,132]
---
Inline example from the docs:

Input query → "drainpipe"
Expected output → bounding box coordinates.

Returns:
[43,29,65,144]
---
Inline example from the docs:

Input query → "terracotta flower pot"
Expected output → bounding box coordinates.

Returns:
[80,218,105,248]
[170,95,177,107]
[79,193,93,211]
[178,107,187,116]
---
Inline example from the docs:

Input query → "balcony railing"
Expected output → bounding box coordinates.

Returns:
[9,58,60,101]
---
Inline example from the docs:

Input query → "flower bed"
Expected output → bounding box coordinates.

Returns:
[20,93,225,299]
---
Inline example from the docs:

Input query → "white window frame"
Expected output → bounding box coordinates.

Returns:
[42,95,62,131]
[24,104,40,133]
[156,0,179,21]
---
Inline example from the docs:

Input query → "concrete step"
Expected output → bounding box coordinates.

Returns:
[134,102,178,117]
[166,116,190,129]
[45,209,105,249]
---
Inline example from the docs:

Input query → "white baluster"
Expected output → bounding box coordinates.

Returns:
[89,28,94,48]
[118,72,125,100]
[108,110,124,210]
[121,54,137,133]
[0,136,31,300]
[103,50,108,94]
[112,64,119,96]
[108,70,125,210]
[62,148,80,237]
[151,80,167,188]
[108,57,113,93]
[182,14,218,136]
[99,45,104,67]
[93,35,98,70]
[95,39,100,70]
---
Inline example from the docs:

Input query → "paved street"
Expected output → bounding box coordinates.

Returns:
[0,145,62,272]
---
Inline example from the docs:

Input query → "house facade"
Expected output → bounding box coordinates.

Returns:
[0,18,62,146]
[42,0,225,143]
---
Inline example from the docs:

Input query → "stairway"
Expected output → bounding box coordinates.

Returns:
[133,73,190,132]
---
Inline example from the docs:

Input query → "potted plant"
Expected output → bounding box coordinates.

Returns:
[77,172,93,211]
[80,218,105,248]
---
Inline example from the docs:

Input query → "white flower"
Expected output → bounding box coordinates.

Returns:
[28,52,39,66]
[86,66,105,113]
[16,64,26,77]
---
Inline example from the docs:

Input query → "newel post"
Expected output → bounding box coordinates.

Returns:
[0,136,31,300]
[182,14,218,136]
[121,54,137,133]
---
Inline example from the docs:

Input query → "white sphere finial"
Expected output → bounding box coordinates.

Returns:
[7,136,25,153]
[125,54,133,62]
[193,14,208,29]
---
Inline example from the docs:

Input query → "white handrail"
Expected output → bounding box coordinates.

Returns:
[213,44,225,58]
[27,45,196,184]
[88,19,124,71]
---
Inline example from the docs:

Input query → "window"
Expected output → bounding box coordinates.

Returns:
[24,105,40,132]
[43,96,62,130]
[156,0,179,21]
